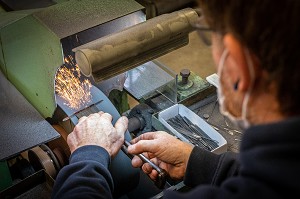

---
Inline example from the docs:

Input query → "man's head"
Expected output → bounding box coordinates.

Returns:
[198,0,300,117]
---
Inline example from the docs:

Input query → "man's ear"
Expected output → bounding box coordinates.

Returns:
[223,34,252,92]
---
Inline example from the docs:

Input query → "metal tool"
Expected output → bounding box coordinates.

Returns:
[125,107,168,189]
[167,114,219,150]
[62,100,103,122]
[121,140,168,189]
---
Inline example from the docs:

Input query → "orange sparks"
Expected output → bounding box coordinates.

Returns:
[55,56,92,110]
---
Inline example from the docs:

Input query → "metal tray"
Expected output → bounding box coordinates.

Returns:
[158,104,227,154]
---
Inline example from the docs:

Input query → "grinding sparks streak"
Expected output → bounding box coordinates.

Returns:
[55,55,92,110]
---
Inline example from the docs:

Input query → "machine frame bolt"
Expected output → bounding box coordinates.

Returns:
[180,69,190,85]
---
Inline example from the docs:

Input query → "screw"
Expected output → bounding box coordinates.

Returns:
[203,114,210,120]
[180,69,190,85]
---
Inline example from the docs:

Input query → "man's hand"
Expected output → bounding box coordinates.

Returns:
[127,131,194,181]
[67,111,128,157]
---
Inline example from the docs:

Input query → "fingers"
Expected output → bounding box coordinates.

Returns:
[142,164,158,181]
[97,111,104,116]
[142,163,153,174]
[115,116,128,136]
[68,111,130,157]
[130,132,157,144]
[131,155,143,168]
[100,112,113,122]
[131,156,158,181]
[78,116,87,124]
[78,111,102,124]
[127,139,157,155]
[128,132,161,155]
[77,111,112,125]
[131,153,155,168]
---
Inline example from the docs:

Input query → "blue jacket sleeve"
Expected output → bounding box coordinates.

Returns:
[184,146,239,187]
[51,145,114,199]
[161,147,241,199]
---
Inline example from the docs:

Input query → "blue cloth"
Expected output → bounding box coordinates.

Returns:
[52,117,300,198]
[52,145,113,199]
[165,117,300,198]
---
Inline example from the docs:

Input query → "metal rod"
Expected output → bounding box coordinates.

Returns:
[167,115,219,150]
[123,140,162,174]
[62,100,103,121]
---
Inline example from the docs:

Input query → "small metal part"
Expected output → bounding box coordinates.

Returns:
[224,116,230,127]
[224,127,236,136]
[232,129,242,134]
[180,69,190,85]
[62,100,103,122]
[203,113,209,119]
[122,140,167,189]
[178,68,194,91]
[210,124,219,131]
[154,169,168,189]
[206,99,218,123]
[123,141,162,173]
[167,114,219,151]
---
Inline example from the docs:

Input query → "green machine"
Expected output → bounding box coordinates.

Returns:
[0,0,145,118]
[0,0,145,197]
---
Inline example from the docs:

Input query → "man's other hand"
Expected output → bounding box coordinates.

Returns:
[67,111,128,157]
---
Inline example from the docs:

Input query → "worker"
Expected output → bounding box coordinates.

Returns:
[52,0,300,198]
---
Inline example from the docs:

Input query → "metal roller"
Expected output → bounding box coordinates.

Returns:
[28,146,57,179]
[73,8,199,82]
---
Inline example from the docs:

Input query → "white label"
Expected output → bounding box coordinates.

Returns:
[206,73,219,88]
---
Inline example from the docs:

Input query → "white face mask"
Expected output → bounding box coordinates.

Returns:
[217,48,255,130]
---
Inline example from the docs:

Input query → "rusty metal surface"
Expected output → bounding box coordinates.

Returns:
[0,70,59,161]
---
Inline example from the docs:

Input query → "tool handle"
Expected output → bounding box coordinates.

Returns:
[155,169,168,189]
[122,140,167,189]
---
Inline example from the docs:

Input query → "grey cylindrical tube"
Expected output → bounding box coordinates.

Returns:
[73,8,199,81]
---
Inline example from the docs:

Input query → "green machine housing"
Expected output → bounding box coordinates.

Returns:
[0,0,145,119]
[0,0,145,196]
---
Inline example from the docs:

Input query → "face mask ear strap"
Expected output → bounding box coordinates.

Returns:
[217,48,253,130]
[240,48,255,127]
[217,48,229,77]
[244,49,255,88]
